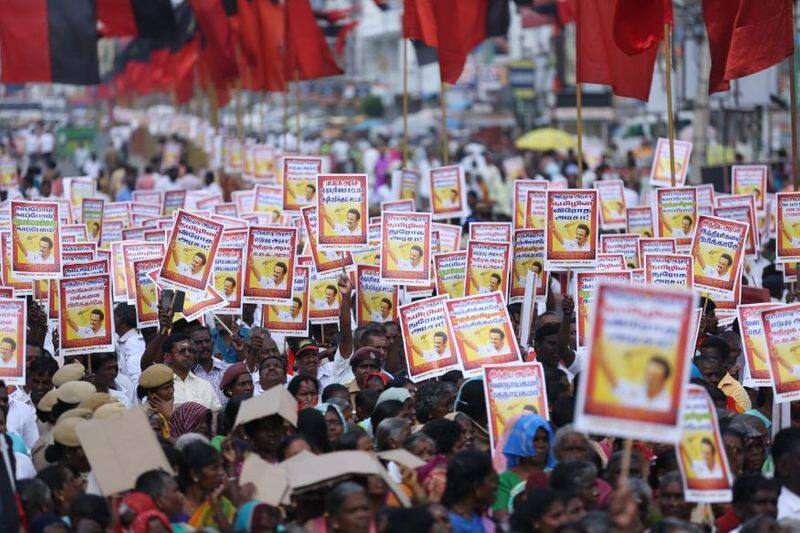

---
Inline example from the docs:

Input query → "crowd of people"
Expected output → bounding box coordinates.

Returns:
[0,121,798,533]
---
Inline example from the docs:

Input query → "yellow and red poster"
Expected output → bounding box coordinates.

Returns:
[761,304,800,403]
[468,222,512,243]
[649,138,692,187]
[399,295,459,382]
[59,273,114,356]
[510,229,546,304]
[432,223,461,253]
[160,210,224,292]
[263,265,310,335]
[317,174,369,250]
[82,198,104,244]
[243,226,298,304]
[575,282,696,442]
[356,264,398,326]
[11,201,61,278]
[433,251,467,299]
[514,180,546,230]
[737,303,778,387]
[644,254,693,289]
[0,158,18,189]
[545,190,598,269]
[639,237,676,260]
[300,205,353,274]
[656,187,697,249]
[625,206,654,237]
[575,271,632,349]
[282,156,324,212]
[301,257,341,324]
[445,292,521,377]
[525,189,547,230]
[690,215,747,300]
[252,145,276,182]
[595,179,627,230]
[429,165,466,219]
[465,240,511,302]
[731,165,767,211]
[380,211,431,285]
[714,203,758,256]
[600,234,641,269]
[121,242,164,304]
[483,362,548,452]
[163,190,186,216]
[677,385,733,503]
[212,247,244,315]
[776,192,800,264]
[133,260,160,329]
[0,298,25,385]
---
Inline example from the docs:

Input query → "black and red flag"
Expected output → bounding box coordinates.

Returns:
[0,0,99,84]
[97,0,177,40]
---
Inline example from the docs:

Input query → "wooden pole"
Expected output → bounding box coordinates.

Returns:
[664,23,676,187]
[440,82,449,165]
[402,39,409,167]
[294,71,301,151]
[235,84,243,144]
[576,82,584,188]
[618,438,633,487]
[208,84,219,129]
[282,89,289,150]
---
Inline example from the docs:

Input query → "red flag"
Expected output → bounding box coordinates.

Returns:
[613,0,673,55]
[577,0,658,101]
[190,0,238,85]
[703,0,793,94]
[254,0,286,91]
[402,0,486,84]
[285,0,343,80]
[97,0,176,40]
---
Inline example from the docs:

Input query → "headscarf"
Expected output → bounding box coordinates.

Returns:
[376,387,411,406]
[169,402,211,440]
[502,414,556,469]
[315,402,347,428]
[233,500,278,533]
[117,492,171,533]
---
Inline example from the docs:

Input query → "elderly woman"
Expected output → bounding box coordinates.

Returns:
[219,362,255,404]
[169,402,213,441]
[179,441,235,530]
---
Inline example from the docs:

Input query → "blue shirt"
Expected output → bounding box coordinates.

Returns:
[449,512,487,533]
[211,325,250,363]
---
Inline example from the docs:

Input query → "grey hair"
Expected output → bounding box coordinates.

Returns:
[375,417,408,452]
[326,481,367,517]
[174,432,210,451]
[626,477,653,502]
[18,478,52,516]
[552,425,591,458]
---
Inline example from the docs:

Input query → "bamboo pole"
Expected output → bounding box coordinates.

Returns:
[440,82,449,165]
[402,39,409,167]
[294,71,301,150]
[664,23,676,187]
[576,82,584,188]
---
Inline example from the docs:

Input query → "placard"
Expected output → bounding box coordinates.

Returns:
[545,190,598,269]
[468,222,512,243]
[776,192,800,264]
[737,303,778,387]
[300,205,353,273]
[483,362,548,452]
[514,180,546,229]
[380,212,431,284]
[121,242,165,304]
[510,229,546,304]
[626,206,654,237]
[282,156,324,212]
[445,292,521,377]
[575,283,696,442]
[525,189,547,230]
[677,385,733,503]
[731,165,767,211]
[82,198,104,243]
[429,165,466,219]
[761,304,800,403]
[600,234,641,269]
[263,265,310,335]
[595,179,627,230]
[575,271,632,349]
[59,274,114,355]
[644,254,693,288]
[433,251,467,299]
[11,201,61,278]
[649,138,692,187]
[0,298,25,384]
[317,174,368,250]
[690,215,747,300]
[465,240,511,301]
[212,247,244,315]
[356,264,398,326]
[714,203,758,256]
[431,223,461,253]
[656,187,696,248]
[398,295,459,382]
[159,211,224,292]
[133,260,160,329]
[243,226,298,304]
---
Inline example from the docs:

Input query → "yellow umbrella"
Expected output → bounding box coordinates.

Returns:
[515,128,577,151]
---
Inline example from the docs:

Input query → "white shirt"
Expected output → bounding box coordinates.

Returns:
[177,263,204,280]
[0,357,17,368]
[116,329,146,386]
[477,344,505,358]
[703,265,730,281]
[778,487,800,520]
[671,228,689,238]
[396,259,424,272]
[314,298,337,310]
[259,276,287,290]
[562,239,591,252]
[690,459,722,479]
[612,379,671,411]
[334,223,362,236]
[15,452,35,480]
[77,326,106,339]
[26,251,54,264]
[173,371,223,411]
[114,373,136,405]
[278,310,302,322]
[38,133,54,153]
[370,311,390,323]
[7,399,38,450]
[421,348,450,363]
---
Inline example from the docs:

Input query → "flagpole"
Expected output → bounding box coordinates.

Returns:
[576,82,584,189]
[235,84,244,145]
[209,84,219,129]
[664,23,676,187]
[294,70,301,151]
[790,4,799,193]
[283,89,289,150]
[440,82,449,165]
[402,39,409,167]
